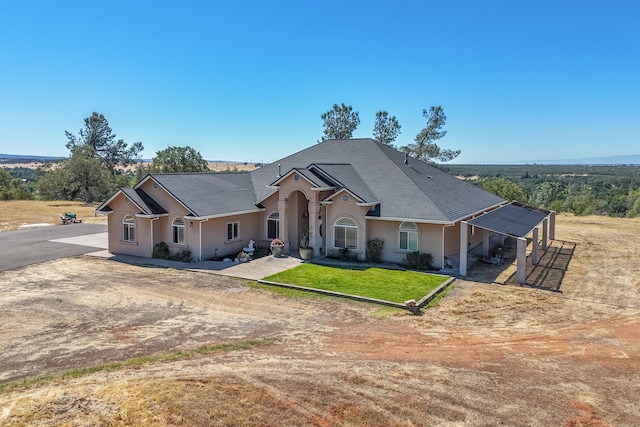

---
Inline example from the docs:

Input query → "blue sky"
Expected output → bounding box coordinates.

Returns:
[1,1,638,164]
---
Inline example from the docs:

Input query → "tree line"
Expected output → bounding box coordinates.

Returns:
[6,109,637,219]
[3,104,460,203]
[443,164,640,218]
[1,112,210,203]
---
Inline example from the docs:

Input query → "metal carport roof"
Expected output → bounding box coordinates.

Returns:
[467,202,551,238]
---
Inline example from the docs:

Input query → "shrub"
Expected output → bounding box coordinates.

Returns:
[402,251,433,271]
[152,242,170,259]
[327,248,358,262]
[338,247,358,262]
[252,245,270,258]
[172,249,192,262]
[152,242,192,262]
[366,238,384,263]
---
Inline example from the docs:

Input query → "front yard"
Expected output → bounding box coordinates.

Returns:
[263,264,448,303]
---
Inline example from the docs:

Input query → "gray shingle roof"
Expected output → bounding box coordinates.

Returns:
[110,139,504,223]
[251,139,504,222]
[146,172,261,217]
[121,188,168,215]
[310,163,377,203]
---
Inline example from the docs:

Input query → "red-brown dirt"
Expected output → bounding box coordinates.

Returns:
[0,214,638,426]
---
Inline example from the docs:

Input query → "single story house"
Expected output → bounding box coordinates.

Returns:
[97,138,552,275]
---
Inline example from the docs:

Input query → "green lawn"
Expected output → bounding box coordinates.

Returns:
[263,264,447,303]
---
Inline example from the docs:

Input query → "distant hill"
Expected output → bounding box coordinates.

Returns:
[4,152,638,167]
[453,153,640,166]
[0,154,259,172]
[525,154,640,165]
[0,154,64,162]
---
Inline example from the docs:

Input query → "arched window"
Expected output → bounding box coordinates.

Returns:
[399,221,418,251]
[123,215,136,242]
[267,212,279,239]
[334,217,357,249]
[172,217,185,245]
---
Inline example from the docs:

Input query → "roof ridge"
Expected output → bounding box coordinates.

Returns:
[374,142,452,221]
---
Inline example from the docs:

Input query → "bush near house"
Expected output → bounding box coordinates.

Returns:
[152,242,170,259]
[152,242,192,262]
[402,251,434,271]
[366,238,385,263]
[327,247,359,262]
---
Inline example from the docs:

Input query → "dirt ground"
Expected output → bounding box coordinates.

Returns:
[1,214,639,426]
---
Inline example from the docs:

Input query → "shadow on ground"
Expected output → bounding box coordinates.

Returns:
[467,238,576,292]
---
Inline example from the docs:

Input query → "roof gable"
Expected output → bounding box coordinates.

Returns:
[309,164,377,203]
[251,139,504,222]
[123,188,168,215]
[143,172,263,217]
[100,138,505,223]
[96,187,168,216]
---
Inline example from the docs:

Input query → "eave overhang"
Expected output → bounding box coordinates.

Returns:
[322,187,366,204]
[134,213,170,219]
[365,216,456,226]
[256,187,279,204]
[186,207,266,221]
[136,174,196,216]
[356,201,380,207]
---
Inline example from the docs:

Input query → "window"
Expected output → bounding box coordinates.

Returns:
[227,221,239,241]
[172,217,185,245]
[123,215,136,242]
[334,217,357,249]
[399,221,418,251]
[267,212,279,239]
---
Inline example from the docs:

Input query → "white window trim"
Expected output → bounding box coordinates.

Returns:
[227,220,240,242]
[172,216,186,245]
[399,221,419,251]
[123,215,136,242]
[333,217,358,250]
[266,212,279,240]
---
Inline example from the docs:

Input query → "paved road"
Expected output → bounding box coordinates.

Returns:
[0,224,107,272]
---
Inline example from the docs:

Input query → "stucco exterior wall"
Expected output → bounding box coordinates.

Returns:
[324,192,370,261]
[276,174,315,252]
[366,220,445,267]
[444,222,461,257]
[136,179,197,258]
[103,173,492,268]
[197,212,262,261]
[257,192,279,247]
[105,194,153,258]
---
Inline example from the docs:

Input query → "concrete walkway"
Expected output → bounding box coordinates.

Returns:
[87,250,303,280]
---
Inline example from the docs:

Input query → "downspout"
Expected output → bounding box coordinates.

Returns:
[150,217,160,257]
[442,222,455,269]
[199,218,209,261]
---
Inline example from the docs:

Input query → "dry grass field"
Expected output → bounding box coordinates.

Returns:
[0,212,639,426]
[1,159,257,173]
[0,201,107,232]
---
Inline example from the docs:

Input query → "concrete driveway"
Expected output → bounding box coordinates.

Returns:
[0,224,107,272]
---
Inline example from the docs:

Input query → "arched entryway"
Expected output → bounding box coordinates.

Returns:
[287,190,310,251]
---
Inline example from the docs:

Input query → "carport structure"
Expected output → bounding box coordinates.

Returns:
[459,202,556,284]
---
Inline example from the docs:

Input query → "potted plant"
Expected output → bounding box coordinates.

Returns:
[298,226,313,260]
[270,238,284,257]
[236,251,250,263]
